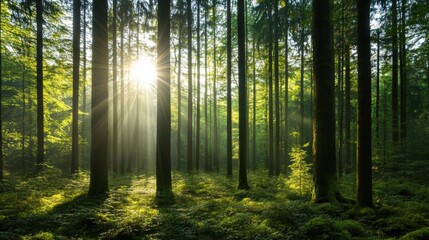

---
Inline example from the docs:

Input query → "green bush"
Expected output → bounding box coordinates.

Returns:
[400,227,429,240]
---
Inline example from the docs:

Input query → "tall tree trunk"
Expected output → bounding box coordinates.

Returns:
[252,32,257,171]
[156,0,172,196]
[338,50,344,178]
[300,26,305,147]
[268,4,274,177]
[392,0,399,143]
[0,0,3,180]
[356,0,373,208]
[36,0,44,171]
[72,0,81,174]
[399,0,407,146]
[204,0,210,172]
[283,0,289,173]
[120,0,125,174]
[274,0,280,176]
[177,0,183,171]
[312,0,344,204]
[345,43,351,173]
[212,0,219,172]
[126,22,132,173]
[196,0,201,172]
[187,0,193,173]
[112,0,118,174]
[237,0,249,190]
[226,0,233,177]
[89,0,109,196]
[82,0,87,165]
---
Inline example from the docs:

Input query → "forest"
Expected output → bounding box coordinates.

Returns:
[1,0,429,239]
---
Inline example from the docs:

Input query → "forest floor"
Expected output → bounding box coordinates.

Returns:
[1,160,429,239]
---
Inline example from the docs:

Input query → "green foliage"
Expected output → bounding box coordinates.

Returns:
[400,227,429,240]
[299,217,351,240]
[287,145,312,195]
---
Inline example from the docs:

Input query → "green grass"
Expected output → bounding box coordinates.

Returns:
[0,163,429,239]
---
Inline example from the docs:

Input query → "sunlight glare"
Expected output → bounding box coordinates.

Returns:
[130,55,157,88]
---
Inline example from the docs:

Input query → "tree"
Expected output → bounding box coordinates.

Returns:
[112,0,118,173]
[399,0,407,144]
[71,0,81,174]
[392,0,399,143]
[311,0,344,203]
[212,0,219,172]
[36,0,44,171]
[237,0,249,190]
[88,0,109,196]
[187,0,193,173]
[356,0,373,208]
[268,3,273,177]
[226,0,232,177]
[0,0,3,180]
[274,0,280,176]
[204,0,210,172]
[120,0,126,174]
[177,0,183,171]
[156,0,172,196]
[195,0,201,172]
[283,0,290,173]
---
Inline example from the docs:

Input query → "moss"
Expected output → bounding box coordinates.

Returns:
[299,217,351,240]
[400,227,429,240]
[335,220,368,237]
[375,214,428,237]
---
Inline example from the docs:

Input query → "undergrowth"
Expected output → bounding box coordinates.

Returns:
[0,161,428,239]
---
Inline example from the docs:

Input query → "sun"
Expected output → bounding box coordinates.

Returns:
[130,55,157,88]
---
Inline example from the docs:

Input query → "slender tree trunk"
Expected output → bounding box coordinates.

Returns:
[399,0,407,146]
[268,5,274,177]
[274,0,280,176]
[338,50,344,178]
[196,0,201,172]
[126,23,132,173]
[156,0,172,196]
[226,0,233,177]
[345,43,351,173]
[300,26,305,147]
[312,0,344,204]
[36,0,44,171]
[375,31,380,147]
[82,0,87,165]
[89,0,109,196]
[187,0,193,173]
[0,0,3,180]
[252,33,257,171]
[72,0,81,174]
[238,0,249,190]
[212,0,219,172]
[356,0,373,208]
[204,0,210,172]
[177,0,183,171]
[120,0,125,174]
[392,0,399,143]
[283,0,289,173]
[112,0,118,173]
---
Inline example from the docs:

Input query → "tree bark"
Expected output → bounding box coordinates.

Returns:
[187,0,193,173]
[89,0,109,196]
[156,0,172,196]
[274,0,280,176]
[268,4,273,177]
[196,0,201,172]
[392,0,399,143]
[312,0,344,204]
[356,0,373,208]
[238,0,249,190]
[112,0,118,174]
[226,0,233,177]
[72,0,81,174]
[36,0,44,172]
